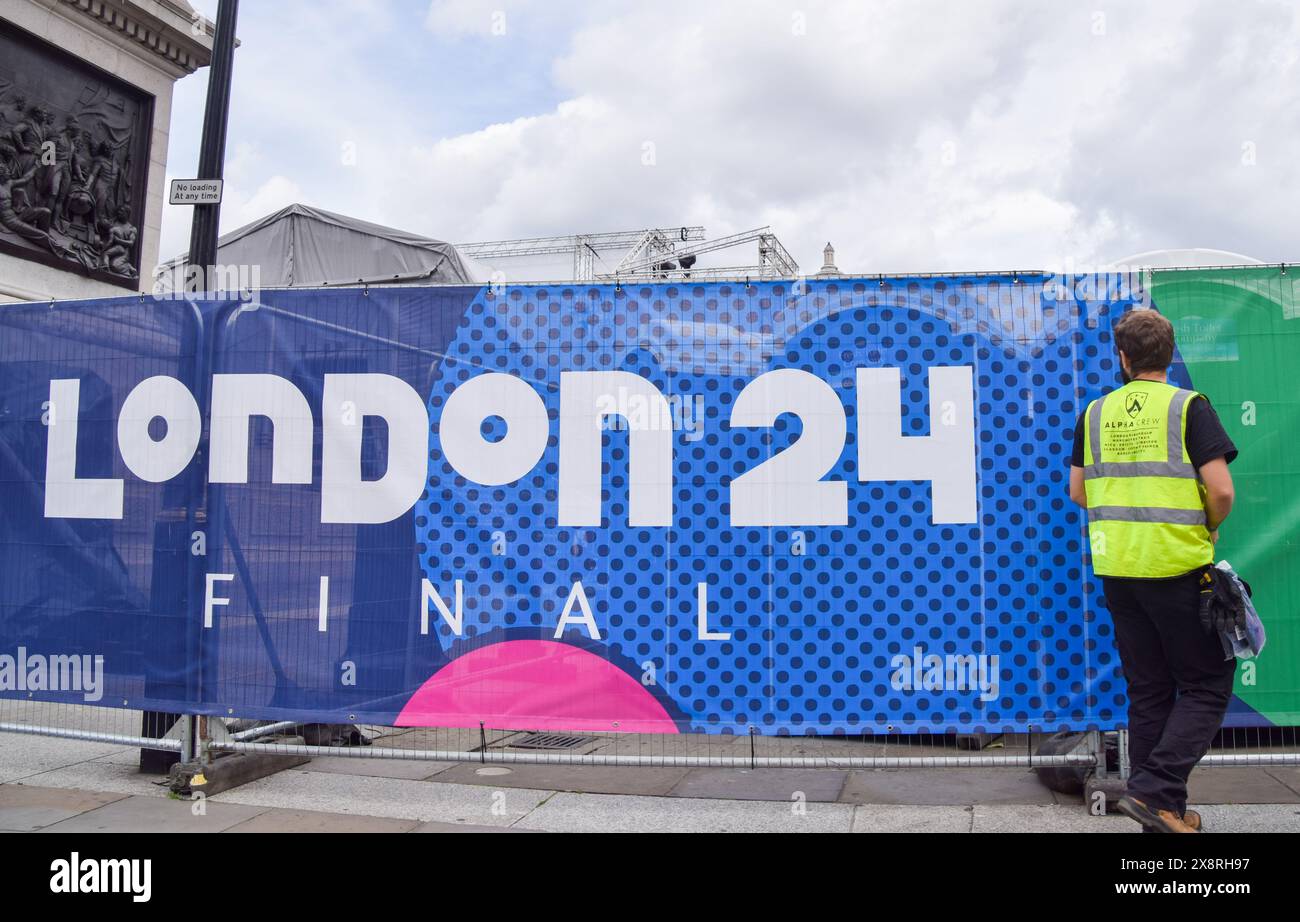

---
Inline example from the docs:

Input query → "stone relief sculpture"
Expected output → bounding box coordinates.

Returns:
[0,22,152,285]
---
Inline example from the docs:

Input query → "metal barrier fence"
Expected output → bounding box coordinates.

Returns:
[155,720,1300,771]
[3,273,1299,791]
[5,697,1298,775]
[0,700,181,752]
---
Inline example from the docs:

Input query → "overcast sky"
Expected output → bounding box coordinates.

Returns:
[165,0,1300,276]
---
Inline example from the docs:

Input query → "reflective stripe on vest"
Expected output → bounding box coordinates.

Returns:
[1087,505,1207,526]
[1082,381,1212,578]
[1084,387,1196,480]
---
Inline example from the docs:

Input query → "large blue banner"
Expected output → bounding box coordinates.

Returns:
[0,276,1265,735]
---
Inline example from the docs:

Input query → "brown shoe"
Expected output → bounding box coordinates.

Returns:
[1117,796,1198,833]
[1182,809,1202,832]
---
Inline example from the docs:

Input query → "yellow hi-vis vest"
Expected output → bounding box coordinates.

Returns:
[1082,380,1213,578]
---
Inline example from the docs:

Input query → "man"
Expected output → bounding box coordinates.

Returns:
[44,114,85,232]
[1069,309,1237,833]
[0,161,53,244]
[8,104,45,211]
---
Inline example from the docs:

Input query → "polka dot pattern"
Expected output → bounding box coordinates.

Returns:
[416,277,1133,735]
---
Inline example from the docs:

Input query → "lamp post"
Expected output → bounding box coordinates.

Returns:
[142,0,240,774]
[185,0,240,293]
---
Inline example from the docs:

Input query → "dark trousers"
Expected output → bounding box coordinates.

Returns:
[1104,571,1235,815]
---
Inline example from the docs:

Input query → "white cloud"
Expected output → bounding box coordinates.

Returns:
[161,0,1300,277]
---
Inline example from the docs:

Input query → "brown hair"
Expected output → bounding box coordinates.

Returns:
[1113,310,1175,374]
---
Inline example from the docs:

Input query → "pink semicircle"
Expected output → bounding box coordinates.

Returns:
[395,640,680,734]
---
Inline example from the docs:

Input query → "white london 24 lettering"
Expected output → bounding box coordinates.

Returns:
[44,367,976,527]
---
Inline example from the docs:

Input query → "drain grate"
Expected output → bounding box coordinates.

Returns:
[508,732,596,751]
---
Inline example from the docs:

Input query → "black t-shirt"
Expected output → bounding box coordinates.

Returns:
[1070,392,1238,469]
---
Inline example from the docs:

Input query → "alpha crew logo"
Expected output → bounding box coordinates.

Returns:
[1125,391,1149,418]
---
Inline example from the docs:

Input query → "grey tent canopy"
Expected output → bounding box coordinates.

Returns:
[155,203,481,290]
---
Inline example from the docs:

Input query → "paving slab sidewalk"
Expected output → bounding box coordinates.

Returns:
[2,778,1298,833]
[3,734,1299,833]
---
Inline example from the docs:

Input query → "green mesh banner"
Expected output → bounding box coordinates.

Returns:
[1151,266,1300,725]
